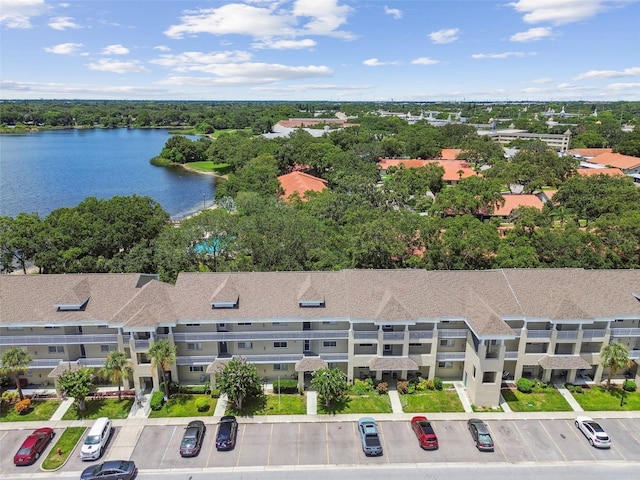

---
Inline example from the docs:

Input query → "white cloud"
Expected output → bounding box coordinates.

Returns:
[471,51,535,59]
[384,5,402,19]
[363,58,386,66]
[428,28,459,44]
[101,44,130,55]
[43,43,84,55]
[165,1,354,40]
[150,51,254,69]
[510,27,552,42]
[255,83,373,92]
[48,16,81,30]
[252,38,317,49]
[0,0,48,28]
[411,57,440,65]
[574,66,640,80]
[508,0,615,26]
[606,82,640,90]
[154,45,171,52]
[532,77,554,84]
[87,59,150,74]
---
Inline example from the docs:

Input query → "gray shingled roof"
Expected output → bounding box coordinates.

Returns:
[538,355,592,370]
[295,356,328,372]
[369,356,418,371]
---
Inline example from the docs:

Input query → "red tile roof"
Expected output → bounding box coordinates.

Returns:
[576,168,625,177]
[278,171,327,201]
[567,148,612,158]
[589,152,640,170]
[440,148,462,160]
[277,119,359,128]
[490,194,544,217]
[378,158,479,182]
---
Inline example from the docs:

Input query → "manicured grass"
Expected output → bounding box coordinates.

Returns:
[226,394,306,416]
[318,394,392,415]
[501,386,572,412]
[148,394,217,418]
[400,390,465,413]
[62,398,134,420]
[42,427,86,471]
[185,161,229,173]
[570,386,640,411]
[0,399,61,422]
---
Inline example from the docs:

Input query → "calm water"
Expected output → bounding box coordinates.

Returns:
[0,128,215,219]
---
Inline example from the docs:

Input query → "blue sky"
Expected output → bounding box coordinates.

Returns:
[1,0,639,101]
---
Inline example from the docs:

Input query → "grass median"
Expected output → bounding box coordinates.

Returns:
[42,426,86,471]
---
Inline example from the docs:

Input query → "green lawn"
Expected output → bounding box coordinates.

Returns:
[226,394,306,416]
[318,394,392,415]
[501,387,572,412]
[42,427,86,470]
[185,161,229,173]
[62,398,134,420]
[400,390,465,413]
[570,386,640,411]
[149,394,217,418]
[0,399,61,422]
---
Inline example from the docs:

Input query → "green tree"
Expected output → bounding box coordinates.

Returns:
[58,367,94,411]
[216,357,262,410]
[147,339,177,399]
[0,347,33,400]
[600,342,632,390]
[310,367,348,407]
[100,351,133,400]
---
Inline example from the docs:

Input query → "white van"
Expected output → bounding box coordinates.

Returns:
[80,417,112,461]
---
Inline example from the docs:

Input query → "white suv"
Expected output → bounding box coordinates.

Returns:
[80,417,112,460]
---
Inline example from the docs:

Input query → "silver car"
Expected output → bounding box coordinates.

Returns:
[575,416,611,448]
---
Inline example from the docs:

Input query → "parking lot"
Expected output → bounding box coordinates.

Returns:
[2,417,640,476]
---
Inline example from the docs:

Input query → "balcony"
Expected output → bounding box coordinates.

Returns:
[435,352,465,361]
[504,351,518,360]
[437,329,467,339]
[173,330,348,343]
[353,331,378,340]
[382,332,404,342]
[177,355,216,366]
[556,331,579,340]
[582,329,607,339]
[525,330,552,339]
[611,328,640,338]
[409,331,434,340]
[0,334,119,346]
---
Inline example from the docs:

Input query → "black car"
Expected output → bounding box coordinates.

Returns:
[81,460,137,480]
[467,418,494,451]
[180,420,206,457]
[215,415,238,451]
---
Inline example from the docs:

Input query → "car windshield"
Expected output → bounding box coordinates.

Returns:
[478,433,492,443]
[85,435,101,445]
[17,447,33,455]
[182,437,196,446]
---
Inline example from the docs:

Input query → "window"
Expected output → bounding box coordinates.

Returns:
[100,345,116,353]
[322,321,338,325]
[440,339,455,347]
[238,322,252,326]
[48,346,64,353]
[273,341,288,348]
[272,322,288,326]
[438,361,453,368]
[323,341,337,348]
[187,342,203,351]
[7,327,24,331]
[409,343,421,347]
[273,364,288,371]
[237,342,253,349]
[360,343,374,347]
[45,326,61,330]
[483,371,497,383]
[383,344,392,352]
[189,366,204,372]
[185,323,200,327]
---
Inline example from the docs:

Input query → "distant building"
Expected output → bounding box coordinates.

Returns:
[278,171,328,201]
[378,158,479,185]
[477,129,572,152]
[582,152,640,175]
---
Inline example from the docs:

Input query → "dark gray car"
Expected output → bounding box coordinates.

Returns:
[80,460,137,480]
[180,420,206,457]
[467,418,494,451]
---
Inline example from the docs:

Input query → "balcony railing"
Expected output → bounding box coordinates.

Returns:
[409,331,434,340]
[0,334,119,346]
[383,332,404,341]
[177,355,216,366]
[504,351,518,360]
[134,340,150,350]
[524,330,552,339]
[173,330,348,343]
[353,331,378,340]
[556,331,579,340]
[611,328,640,338]
[435,352,465,361]
[582,329,607,339]
[28,358,64,369]
[437,329,467,339]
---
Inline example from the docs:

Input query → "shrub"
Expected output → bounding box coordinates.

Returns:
[210,389,220,398]
[623,379,637,392]
[407,384,416,394]
[516,377,533,393]
[567,384,583,394]
[351,378,375,395]
[396,380,409,394]
[425,379,435,390]
[150,391,165,410]
[14,398,31,415]
[375,381,389,394]
[1,390,19,405]
[160,381,180,395]
[433,377,443,391]
[179,385,208,394]
[416,378,429,391]
[194,396,210,412]
[272,378,298,394]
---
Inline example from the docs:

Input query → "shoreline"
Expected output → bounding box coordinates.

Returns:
[176,162,226,178]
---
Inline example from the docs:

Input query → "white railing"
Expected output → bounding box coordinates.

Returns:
[437,329,467,338]
[611,328,640,337]
[525,330,552,339]
[409,331,434,339]
[435,352,465,361]
[173,330,348,342]
[0,334,118,346]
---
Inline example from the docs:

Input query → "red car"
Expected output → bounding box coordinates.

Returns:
[14,427,55,465]
[411,416,439,450]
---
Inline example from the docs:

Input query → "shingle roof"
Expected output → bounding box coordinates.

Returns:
[538,355,591,370]
[368,356,418,371]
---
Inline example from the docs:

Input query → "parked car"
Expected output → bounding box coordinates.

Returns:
[180,420,206,457]
[13,427,55,465]
[575,416,611,448]
[81,460,137,480]
[80,417,112,461]
[358,417,383,456]
[467,418,494,451]
[215,415,238,451]
[411,416,438,450]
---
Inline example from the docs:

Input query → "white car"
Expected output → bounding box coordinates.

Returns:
[574,416,611,448]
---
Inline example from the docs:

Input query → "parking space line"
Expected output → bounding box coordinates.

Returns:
[235,424,245,467]
[205,423,215,466]
[160,426,176,463]
[570,420,598,461]
[378,422,390,463]
[266,423,274,465]
[511,421,540,462]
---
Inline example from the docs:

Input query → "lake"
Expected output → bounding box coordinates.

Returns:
[0,128,216,219]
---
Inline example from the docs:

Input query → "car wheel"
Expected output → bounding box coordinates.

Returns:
[589,438,594,446]
[35,452,40,460]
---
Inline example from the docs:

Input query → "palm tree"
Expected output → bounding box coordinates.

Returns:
[600,342,632,390]
[100,350,133,400]
[146,339,177,399]
[0,347,33,400]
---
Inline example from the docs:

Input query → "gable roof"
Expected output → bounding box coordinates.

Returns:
[278,171,327,200]
[378,158,479,182]
[589,152,640,170]
[576,167,625,177]
[567,148,612,158]
[488,194,544,217]
[440,148,462,160]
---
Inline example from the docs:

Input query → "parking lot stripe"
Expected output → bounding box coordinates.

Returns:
[266,423,274,465]
[161,426,176,463]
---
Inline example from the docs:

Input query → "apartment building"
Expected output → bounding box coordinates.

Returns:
[1,269,639,407]
[477,128,572,152]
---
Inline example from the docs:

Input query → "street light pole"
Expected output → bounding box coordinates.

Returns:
[202,193,206,209]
